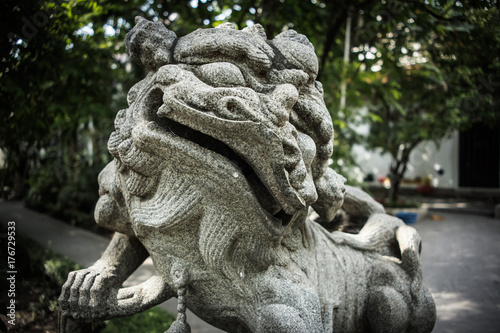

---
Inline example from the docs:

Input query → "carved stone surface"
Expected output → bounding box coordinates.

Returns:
[59,17,436,333]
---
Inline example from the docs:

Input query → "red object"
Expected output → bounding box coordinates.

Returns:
[417,184,434,195]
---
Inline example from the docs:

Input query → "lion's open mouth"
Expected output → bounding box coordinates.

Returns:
[143,88,296,227]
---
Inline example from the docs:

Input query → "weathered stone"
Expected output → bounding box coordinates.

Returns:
[59,18,436,333]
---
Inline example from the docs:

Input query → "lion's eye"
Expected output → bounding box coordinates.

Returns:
[196,62,246,87]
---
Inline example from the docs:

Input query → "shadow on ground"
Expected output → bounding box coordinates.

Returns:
[414,212,500,333]
[1,201,499,332]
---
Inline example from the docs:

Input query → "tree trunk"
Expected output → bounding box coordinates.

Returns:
[388,169,401,202]
[12,153,29,199]
[388,157,408,203]
[317,6,347,80]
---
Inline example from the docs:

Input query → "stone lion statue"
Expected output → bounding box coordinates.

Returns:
[59,18,436,333]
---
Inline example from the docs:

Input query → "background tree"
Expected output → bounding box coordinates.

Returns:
[357,1,500,202]
[365,62,451,202]
[1,0,119,225]
[1,0,498,224]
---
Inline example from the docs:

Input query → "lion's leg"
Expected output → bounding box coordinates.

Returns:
[256,304,309,333]
[367,286,409,333]
[367,286,436,333]
[410,288,437,333]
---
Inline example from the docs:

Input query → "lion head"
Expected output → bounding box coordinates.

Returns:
[95,18,346,278]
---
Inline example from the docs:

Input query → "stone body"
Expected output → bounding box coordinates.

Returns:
[59,18,436,333]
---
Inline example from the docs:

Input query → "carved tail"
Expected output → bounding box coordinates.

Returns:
[395,225,437,332]
[313,185,386,233]
[327,213,404,259]
[395,225,424,288]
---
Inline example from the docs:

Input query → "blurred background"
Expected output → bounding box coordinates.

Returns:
[1,0,500,226]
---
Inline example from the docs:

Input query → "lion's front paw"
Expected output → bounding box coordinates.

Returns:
[58,267,118,321]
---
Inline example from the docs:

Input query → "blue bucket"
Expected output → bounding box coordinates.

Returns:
[395,212,418,224]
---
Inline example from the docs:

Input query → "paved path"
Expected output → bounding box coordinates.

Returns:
[0,201,224,333]
[413,212,500,333]
[1,200,500,332]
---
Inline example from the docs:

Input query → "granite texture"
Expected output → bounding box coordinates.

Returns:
[59,17,436,333]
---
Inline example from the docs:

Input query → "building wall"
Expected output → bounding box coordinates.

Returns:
[353,131,460,189]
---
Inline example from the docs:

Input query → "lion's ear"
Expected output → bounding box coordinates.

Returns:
[125,17,177,71]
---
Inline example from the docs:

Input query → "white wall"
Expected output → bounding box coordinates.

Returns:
[353,131,459,189]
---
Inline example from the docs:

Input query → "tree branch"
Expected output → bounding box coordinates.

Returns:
[317,5,346,80]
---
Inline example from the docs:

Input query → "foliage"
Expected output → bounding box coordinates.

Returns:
[102,306,175,333]
[365,60,452,200]
[0,234,82,331]
[23,238,83,286]
[357,1,500,200]
[2,1,106,191]
[25,159,109,230]
[0,233,174,332]
[1,0,499,215]
[427,4,500,127]
[0,0,122,224]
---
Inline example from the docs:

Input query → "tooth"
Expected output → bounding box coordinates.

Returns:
[147,121,161,130]
[157,104,171,116]
[283,153,300,170]
[298,182,317,204]
[289,162,307,189]
[281,128,302,171]
[282,141,301,169]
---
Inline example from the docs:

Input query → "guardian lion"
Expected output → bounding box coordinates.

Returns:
[59,18,436,333]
